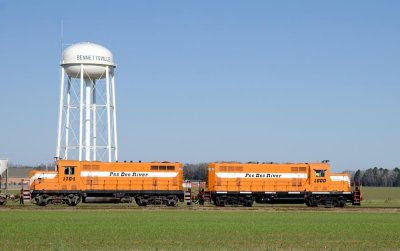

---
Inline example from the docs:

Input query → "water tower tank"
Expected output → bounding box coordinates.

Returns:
[61,42,115,79]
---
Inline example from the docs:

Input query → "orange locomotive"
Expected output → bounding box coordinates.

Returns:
[29,160,184,206]
[208,161,357,207]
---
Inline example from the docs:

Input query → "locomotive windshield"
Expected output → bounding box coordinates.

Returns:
[315,169,325,177]
[64,166,75,175]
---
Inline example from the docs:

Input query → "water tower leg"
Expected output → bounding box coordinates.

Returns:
[111,75,118,161]
[106,66,112,162]
[56,68,65,159]
[79,64,84,161]
[85,80,91,161]
[65,78,71,159]
[93,80,97,161]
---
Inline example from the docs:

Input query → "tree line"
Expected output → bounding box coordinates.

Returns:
[352,167,400,187]
[183,163,208,181]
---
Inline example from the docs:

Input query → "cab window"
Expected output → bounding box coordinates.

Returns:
[64,166,75,175]
[315,169,325,177]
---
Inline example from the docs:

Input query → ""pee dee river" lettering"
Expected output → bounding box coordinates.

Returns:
[109,172,148,177]
[244,173,282,178]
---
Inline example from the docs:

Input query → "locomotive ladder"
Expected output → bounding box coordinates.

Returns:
[23,190,31,201]
[352,182,361,206]
[203,191,211,203]
[184,189,192,205]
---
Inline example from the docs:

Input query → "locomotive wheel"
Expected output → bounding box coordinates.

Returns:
[166,196,178,207]
[243,199,254,207]
[215,196,225,207]
[166,200,177,206]
[36,195,47,206]
[66,194,81,206]
[305,197,318,207]
[135,197,148,206]
[336,198,346,207]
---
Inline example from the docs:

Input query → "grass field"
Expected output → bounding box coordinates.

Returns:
[0,209,399,251]
[1,187,400,250]
[360,187,400,207]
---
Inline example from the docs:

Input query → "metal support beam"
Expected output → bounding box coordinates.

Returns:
[65,77,71,159]
[93,80,97,161]
[111,73,118,161]
[79,64,84,161]
[106,66,112,162]
[85,79,91,161]
[56,67,65,160]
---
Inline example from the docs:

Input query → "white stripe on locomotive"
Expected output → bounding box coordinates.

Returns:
[215,173,307,179]
[80,171,178,178]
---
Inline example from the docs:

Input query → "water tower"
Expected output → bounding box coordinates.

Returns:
[56,42,118,162]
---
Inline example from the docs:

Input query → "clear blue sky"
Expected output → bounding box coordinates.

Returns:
[0,1,399,171]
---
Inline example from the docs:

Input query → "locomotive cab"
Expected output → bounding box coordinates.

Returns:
[58,162,79,186]
[309,167,329,191]
[29,160,82,206]
[305,163,352,207]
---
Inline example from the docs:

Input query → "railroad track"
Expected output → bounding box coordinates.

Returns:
[2,203,400,212]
